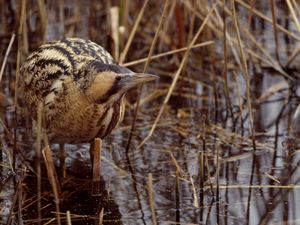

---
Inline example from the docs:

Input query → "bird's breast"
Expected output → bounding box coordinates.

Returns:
[46,97,126,144]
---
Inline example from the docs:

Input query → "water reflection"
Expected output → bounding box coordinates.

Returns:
[2,1,300,225]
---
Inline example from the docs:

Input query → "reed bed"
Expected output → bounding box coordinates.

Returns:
[1,0,300,224]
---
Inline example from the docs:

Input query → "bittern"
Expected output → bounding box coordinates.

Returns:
[21,38,157,147]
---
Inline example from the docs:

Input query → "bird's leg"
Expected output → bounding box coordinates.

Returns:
[91,138,102,196]
[59,143,66,179]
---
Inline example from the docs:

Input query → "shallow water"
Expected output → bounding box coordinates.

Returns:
[2,1,300,225]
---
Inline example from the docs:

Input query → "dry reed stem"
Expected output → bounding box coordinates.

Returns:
[199,152,204,190]
[220,2,292,79]
[147,173,157,225]
[138,3,217,148]
[291,0,300,17]
[92,138,102,196]
[247,0,256,27]
[99,208,104,225]
[101,156,128,177]
[37,0,48,43]
[183,0,244,72]
[285,42,300,67]
[270,0,281,64]
[122,41,214,67]
[0,33,15,83]
[286,0,300,34]
[231,0,256,144]
[190,176,199,208]
[110,6,119,61]
[221,0,234,120]
[241,25,291,79]
[236,0,300,41]
[0,118,14,142]
[126,0,169,152]
[14,0,26,170]
[169,151,186,177]
[92,138,102,182]
[257,81,288,103]
[66,210,72,225]
[205,154,214,195]
[42,146,62,225]
[158,0,176,50]
[58,0,65,38]
[2,144,14,174]
[211,6,243,72]
[264,172,281,184]
[119,0,149,64]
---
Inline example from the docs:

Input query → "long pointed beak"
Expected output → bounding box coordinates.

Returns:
[131,73,159,82]
[121,73,158,90]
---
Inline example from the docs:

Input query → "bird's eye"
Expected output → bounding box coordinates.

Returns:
[116,76,121,81]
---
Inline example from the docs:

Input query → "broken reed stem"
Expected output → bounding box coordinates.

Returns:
[92,138,102,196]
[138,3,217,148]
[231,0,256,147]
[42,146,62,225]
[126,0,169,152]
[66,211,72,225]
[147,173,157,225]
[119,0,149,64]
[0,33,15,83]
[92,138,102,182]
[122,41,214,67]
[99,208,104,225]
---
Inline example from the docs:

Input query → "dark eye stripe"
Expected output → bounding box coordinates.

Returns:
[95,79,119,104]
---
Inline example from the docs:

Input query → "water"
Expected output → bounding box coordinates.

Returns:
[2,1,300,224]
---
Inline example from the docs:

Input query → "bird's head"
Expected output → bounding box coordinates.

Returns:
[86,61,158,104]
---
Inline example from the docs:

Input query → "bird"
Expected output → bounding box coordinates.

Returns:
[21,38,157,145]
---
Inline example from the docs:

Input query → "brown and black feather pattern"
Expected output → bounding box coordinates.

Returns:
[21,38,132,144]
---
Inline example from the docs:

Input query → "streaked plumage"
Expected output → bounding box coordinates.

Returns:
[21,38,157,144]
